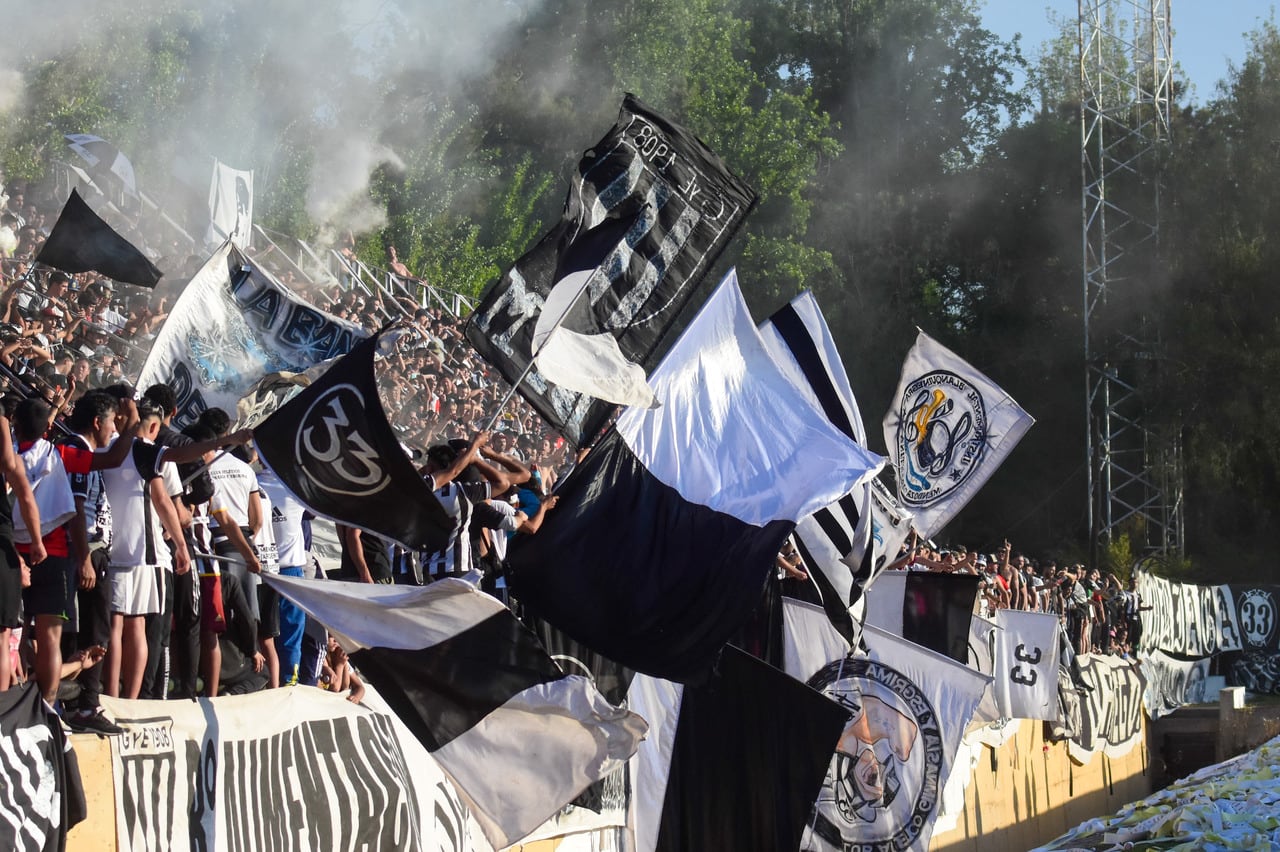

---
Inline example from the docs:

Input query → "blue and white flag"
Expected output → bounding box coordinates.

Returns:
[883,331,1034,538]
[136,242,367,426]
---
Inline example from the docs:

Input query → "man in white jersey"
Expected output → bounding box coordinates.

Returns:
[98,396,250,699]
[257,467,308,685]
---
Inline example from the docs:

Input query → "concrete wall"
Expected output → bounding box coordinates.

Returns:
[929,720,1152,852]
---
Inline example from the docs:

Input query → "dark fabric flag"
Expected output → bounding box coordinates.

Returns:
[254,327,451,552]
[265,574,646,849]
[865,572,981,665]
[466,93,757,445]
[36,189,161,286]
[628,647,850,852]
[0,681,86,852]
[903,572,981,663]
[509,273,880,684]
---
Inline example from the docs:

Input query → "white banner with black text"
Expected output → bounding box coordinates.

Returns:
[101,686,491,852]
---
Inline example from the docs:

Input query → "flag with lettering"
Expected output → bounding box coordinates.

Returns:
[136,241,366,426]
[883,330,1033,538]
[466,93,756,445]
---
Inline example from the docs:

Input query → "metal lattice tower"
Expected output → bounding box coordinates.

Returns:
[1079,0,1183,558]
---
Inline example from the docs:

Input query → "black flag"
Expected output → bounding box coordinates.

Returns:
[466,93,756,445]
[254,328,452,552]
[36,189,162,286]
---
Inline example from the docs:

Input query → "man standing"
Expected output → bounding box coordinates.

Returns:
[0,410,42,694]
[99,398,247,699]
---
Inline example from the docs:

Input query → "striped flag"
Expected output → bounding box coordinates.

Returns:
[758,292,889,640]
[264,574,647,849]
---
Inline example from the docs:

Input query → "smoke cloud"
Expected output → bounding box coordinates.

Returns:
[0,0,539,248]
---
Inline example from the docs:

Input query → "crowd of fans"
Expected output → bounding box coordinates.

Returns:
[0,172,1154,748]
[0,177,577,735]
[890,539,1147,658]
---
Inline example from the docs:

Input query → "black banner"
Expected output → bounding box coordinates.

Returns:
[466,93,756,445]
[255,328,451,552]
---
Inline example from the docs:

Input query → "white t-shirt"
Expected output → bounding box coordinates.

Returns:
[258,471,307,569]
[208,454,258,531]
[253,486,280,574]
[99,438,171,569]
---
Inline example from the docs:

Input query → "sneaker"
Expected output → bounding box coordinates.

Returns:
[66,708,124,736]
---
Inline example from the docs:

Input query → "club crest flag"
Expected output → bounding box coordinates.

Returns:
[466,93,756,446]
[883,330,1033,538]
[136,242,367,426]
[802,626,990,852]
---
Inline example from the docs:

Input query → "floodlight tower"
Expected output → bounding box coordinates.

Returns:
[1079,0,1183,560]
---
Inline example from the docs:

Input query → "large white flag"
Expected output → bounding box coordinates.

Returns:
[207,158,254,249]
[882,330,1033,538]
[136,242,366,426]
[992,609,1061,721]
[803,624,990,852]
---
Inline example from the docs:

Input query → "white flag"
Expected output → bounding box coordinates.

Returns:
[136,242,366,426]
[992,609,1061,721]
[207,158,254,249]
[803,624,990,852]
[882,330,1033,538]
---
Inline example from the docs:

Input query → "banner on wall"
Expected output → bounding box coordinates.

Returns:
[1141,650,1211,720]
[1067,654,1146,763]
[992,609,1061,722]
[101,687,491,852]
[1136,573,1241,657]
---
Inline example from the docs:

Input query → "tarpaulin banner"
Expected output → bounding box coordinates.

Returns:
[1136,572,1241,657]
[101,687,491,852]
[1066,654,1146,763]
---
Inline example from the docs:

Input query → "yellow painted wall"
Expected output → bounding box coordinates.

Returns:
[930,720,1152,852]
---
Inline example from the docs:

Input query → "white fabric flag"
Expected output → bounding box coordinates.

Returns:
[862,571,907,637]
[882,330,1034,538]
[781,597,854,683]
[136,242,366,426]
[618,269,883,525]
[992,609,1061,721]
[207,158,254,249]
[803,624,990,852]
[967,614,1003,724]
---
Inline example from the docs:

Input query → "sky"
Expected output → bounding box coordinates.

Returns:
[979,1,1277,104]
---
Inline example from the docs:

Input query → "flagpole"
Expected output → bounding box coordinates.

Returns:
[478,270,605,435]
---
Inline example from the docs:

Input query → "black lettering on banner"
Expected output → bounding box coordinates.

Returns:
[1070,656,1144,759]
[1218,586,1242,651]
[1010,643,1042,687]
[242,285,283,330]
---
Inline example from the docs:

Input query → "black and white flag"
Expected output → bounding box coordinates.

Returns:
[509,272,880,683]
[65,133,139,201]
[254,328,452,552]
[466,93,757,445]
[266,574,647,849]
[758,291,887,640]
[0,681,85,852]
[627,648,850,852]
[207,158,254,249]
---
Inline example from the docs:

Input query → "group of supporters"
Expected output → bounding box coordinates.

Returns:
[893,541,1146,658]
[0,179,577,734]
